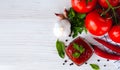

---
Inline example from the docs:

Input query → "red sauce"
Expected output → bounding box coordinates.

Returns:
[65,37,93,66]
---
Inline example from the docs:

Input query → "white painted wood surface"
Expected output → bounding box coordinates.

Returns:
[0,0,118,70]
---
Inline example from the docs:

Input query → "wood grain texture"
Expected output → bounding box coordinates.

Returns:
[0,0,118,70]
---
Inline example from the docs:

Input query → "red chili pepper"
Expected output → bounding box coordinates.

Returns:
[94,38,120,53]
[93,45,120,60]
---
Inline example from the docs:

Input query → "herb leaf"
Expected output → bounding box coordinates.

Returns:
[68,8,87,38]
[56,40,65,59]
[68,8,75,19]
[72,43,85,58]
[73,43,85,53]
[77,13,86,19]
[83,27,87,34]
[79,45,85,53]
[73,43,80,51]
[90,64,100,70]
[72,52,80,58]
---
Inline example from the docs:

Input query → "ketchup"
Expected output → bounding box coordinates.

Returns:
[66,37,93,66]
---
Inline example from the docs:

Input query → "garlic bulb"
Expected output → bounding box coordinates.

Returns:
[53,19,71,38]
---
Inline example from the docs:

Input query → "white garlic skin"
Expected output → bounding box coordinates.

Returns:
[53,19,71,38]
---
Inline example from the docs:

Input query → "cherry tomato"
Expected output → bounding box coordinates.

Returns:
[98,0,119,8]
[71,0,97,13]
[85,11,112,36]
[65,37,93,66]
[108,25,120,43]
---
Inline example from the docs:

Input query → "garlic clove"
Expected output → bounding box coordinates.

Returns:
[63,8,68,18]
[53,22,63,38]
[55,13,65,20]
[53,19,71,38]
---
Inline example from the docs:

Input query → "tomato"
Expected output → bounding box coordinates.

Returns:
[85,11,112,36]
[98,0,119,8]
[108,25,120,43]
[65,37,93,66]
[71,0,97,13]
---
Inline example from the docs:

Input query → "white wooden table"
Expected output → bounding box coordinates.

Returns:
[0,0,119,70]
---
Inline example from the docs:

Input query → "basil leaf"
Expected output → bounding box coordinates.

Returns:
[79,45,85,53]
[90,64,100,70]
[72,52,80,58]
[56,40,65,59]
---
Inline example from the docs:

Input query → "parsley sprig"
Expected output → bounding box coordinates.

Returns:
[72,43,85,58]
[68,8,87,38]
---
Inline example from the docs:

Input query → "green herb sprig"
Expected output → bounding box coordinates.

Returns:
[72,43,85,58]
[68,8,87,38]
[90,64,100,70]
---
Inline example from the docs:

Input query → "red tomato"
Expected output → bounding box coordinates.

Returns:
[71,0,97,13]
[98,0,119,8]
[85,11,112,36]
[108,25,120,43]
[65,37,93,66]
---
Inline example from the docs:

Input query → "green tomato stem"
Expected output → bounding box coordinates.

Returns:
[106,0,117,24]
[112,8,117,24]
[114,5,120,9]
[105,0,113,8]
[101,8,110,16]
